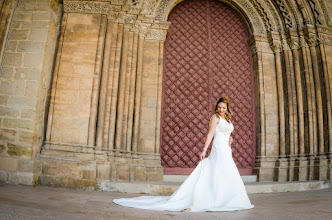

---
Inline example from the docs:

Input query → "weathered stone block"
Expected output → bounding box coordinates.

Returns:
[7,143,32,156]
[0,95,9,105]
[9,95,37,107]
[9,29,29,40]
[14,12,33,22]
[18,131,35,144]
[0,170,8,182]
[0,67,13,79]
[23,52,44,67]
[116,164,130,181]
[0,106,20,117]
[146,167,163,182]
[3,52,23,67]
[17,41,45,52]
[17,159,34,172]
[20,109,35,119]
[0,145,5,154]
[21,21,49,29]
[29,29,48,41]
[5,41,18,52]
[32,11,51,20]
[134,166,147,182]
[0,129,17,142]
[15,68,41,80]
[0,81,14,94]
[8,171,34,185]
[25,81,39,97]
[10,80,26,96]
[82,169,96,180]
[97,163,110,180]
[0,157,18,172]
[3,118,34,130]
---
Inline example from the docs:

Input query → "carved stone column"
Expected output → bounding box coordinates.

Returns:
[281,34,296,181]
[287,30,307,181]
[304,25,327,180]
[268,32,287,181]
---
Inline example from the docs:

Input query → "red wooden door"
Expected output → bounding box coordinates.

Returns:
[161,0,256,175]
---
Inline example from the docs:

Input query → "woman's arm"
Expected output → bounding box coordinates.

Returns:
[199,115,219,160]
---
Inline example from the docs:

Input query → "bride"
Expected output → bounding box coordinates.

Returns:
[113,97,254,212]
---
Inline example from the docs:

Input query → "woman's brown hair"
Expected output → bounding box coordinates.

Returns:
[214,97,232,123]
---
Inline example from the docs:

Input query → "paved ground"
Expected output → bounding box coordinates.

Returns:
[0,183,331,220]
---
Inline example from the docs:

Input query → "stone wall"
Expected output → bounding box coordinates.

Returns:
[0,0,61,185]
[0,0,331,188]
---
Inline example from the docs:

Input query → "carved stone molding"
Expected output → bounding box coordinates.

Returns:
[249,0,272,32]
[145,28,168,40]
[318,34,332,45]
[131,22,152,36]
[63,1,122,20]
[274,0,293,29]
[154,0,266,34]
[63,1,111,14]
[268,31,282,52]
[303,25,318,47]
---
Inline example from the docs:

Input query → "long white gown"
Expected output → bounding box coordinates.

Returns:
[113,116,254,212]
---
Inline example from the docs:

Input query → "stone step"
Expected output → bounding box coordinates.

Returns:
[98,180,331,196]
[163,175,257,183]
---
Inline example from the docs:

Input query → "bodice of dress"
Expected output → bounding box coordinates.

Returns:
[214,117,234,139]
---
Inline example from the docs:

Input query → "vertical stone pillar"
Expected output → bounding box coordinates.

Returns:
[96,20,113,152]
[0,0,61,185]
[287,31,307,181]
[251,37,280,182]
[132,35,145,154]
[281,36,296,181]
[304,26,327,180]
[269,33,287,181]
[107,23,123,154]
[88,15,107,146]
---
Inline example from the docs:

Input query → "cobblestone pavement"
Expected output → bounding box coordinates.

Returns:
[0,183,331,220]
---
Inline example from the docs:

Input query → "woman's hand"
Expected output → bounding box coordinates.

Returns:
[229,136,233,146]
[200,148,207,161]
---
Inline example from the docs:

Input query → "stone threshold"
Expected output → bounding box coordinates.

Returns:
[98,180,331,196]
[163,175,257,183]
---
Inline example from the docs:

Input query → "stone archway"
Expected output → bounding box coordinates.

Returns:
[160,0,256,175]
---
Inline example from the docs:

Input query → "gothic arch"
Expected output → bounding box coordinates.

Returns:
[155,0,269,34]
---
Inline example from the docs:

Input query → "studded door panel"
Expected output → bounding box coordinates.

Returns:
[161,0,256,175]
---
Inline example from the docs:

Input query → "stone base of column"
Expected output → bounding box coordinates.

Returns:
[308,155,316,180]
[288,156,296,181]
[0,157,41,186]
[274,157,288,182]
[294,156,308,181]
[315,155,328,180]
[40,144,164,189]
[253,156,278,181]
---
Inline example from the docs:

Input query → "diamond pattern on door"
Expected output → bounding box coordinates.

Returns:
[161,0,256,175]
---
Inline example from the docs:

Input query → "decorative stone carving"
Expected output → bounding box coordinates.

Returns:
[309,0,322,25]
[268,31,282,52]
[63,1,111,14]
[154,0,266,34]
[317,0,331,26]
[131,22,152,35]
[249,0,272,31]
[145,29,168,40]
[318,34,332,45]
[275,0,293,28]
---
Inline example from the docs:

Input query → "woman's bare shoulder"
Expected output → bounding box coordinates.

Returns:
[210,114,219,123]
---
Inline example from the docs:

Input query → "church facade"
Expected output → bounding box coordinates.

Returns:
[0,0,331,189]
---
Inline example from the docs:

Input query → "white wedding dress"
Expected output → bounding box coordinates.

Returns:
[113,116,254,212]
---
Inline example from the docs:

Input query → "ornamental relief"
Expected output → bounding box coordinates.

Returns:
[62,0,332,42]
[155,0,267,34]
